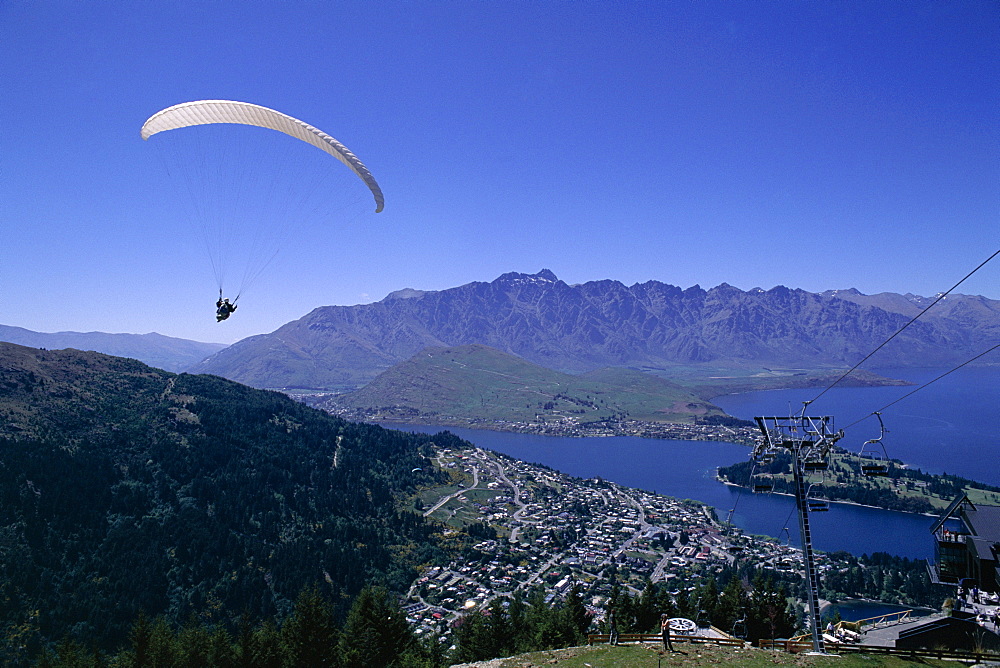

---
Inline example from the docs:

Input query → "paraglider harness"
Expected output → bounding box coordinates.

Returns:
[216,290,238,322]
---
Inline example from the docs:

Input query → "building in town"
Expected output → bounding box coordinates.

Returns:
[930,494,1000,593]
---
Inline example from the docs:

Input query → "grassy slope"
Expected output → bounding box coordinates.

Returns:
[455,642,954,667]
[332,345,726,424]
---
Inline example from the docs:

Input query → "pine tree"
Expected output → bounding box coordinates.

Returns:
[485,597,513,658]
[715,577,746,634]
[634,580,659,632]
[235,612,255,667]
[35,639,104,668]
[126,612,153,668]
[748,574,790,643]
[338,585,416,668]
[564,585,590,638]
[176,618,211,668]
[697,578,719,627]
[674,587,692,620]
[507,591,527,651]
[150,616,178,668]
[250,620,284,668]
[281,585,337,668]
[206,626,236,668]
[452,610,491,663]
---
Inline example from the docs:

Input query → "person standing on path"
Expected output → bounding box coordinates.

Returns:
[660,614,674,651]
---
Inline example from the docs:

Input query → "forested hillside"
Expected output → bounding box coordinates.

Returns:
[0,343,461,659]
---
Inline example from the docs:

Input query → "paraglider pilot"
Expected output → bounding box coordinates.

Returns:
[216,296,237,322]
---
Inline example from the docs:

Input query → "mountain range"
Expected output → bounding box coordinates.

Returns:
[193,270,1000,391]
[0,324,226,373]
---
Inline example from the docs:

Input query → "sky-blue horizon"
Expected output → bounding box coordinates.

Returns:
[3,1,997,344]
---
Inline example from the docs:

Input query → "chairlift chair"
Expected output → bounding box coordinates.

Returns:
[723,510,743,553]
[732,614,748,640]
[751,476,774,494]
[859,412,891,477]
[806,483,829,512]
[807,499,830,512]
[749,461,774,493]
[802,458,829,473]
[860,452,890,477]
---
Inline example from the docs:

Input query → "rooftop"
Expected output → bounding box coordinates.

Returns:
[965,504,1000,542]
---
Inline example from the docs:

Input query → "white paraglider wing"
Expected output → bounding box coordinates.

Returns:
[141,100,384,213]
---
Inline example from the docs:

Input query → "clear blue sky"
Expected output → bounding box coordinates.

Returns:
[2,1,997,344]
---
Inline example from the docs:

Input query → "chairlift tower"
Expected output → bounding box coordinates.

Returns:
[754,402,843,654]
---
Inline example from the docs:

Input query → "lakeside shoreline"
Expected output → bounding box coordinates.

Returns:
[327,411,989,520]
[358,413,957,519]
[328,410,762,446]
[716,479,940,518]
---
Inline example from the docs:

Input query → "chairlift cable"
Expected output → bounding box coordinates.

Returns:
[726,456,758,524]
[808,248,1000,407]
[777,504,796,547]
[726,481,745,526]
[842,342,1000,430]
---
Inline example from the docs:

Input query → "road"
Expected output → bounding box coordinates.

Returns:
[424,462,480,517]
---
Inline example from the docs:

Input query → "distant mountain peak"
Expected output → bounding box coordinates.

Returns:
[822,288,865,297]
[383,287,427,301]
[496,269,560,285]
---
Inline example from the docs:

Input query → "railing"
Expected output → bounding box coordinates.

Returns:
[788,611,912,645]
[586,633,1000,663]
[758,638,1000,662]
[854,609,913,630]
[935,528,967,544]
[586,633,745,648]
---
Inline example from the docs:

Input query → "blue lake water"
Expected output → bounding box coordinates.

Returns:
[822,600,935,623]
[393,424,936,559]
[386,366,1000,561]
[713,366,1000,487]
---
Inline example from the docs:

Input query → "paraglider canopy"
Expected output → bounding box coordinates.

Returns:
[141,100,384,213]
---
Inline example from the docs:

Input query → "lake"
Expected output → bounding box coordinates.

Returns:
[713,366,1000,486]
[386,366,1000,561]
[822,600,936,624]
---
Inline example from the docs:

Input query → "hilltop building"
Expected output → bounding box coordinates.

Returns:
[930,494,1000,593]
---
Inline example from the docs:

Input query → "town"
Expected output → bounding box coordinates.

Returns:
[402,442,805,642]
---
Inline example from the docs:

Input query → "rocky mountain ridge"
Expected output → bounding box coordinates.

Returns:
[193,270,1000,390]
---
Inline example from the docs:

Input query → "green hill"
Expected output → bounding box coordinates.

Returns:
[322,344,728,425]
[0,342,462,654]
